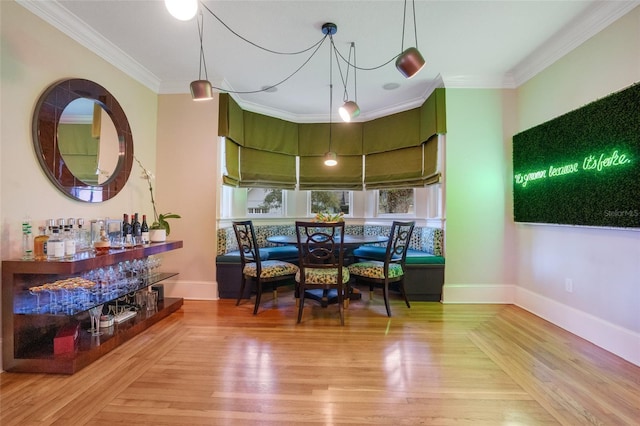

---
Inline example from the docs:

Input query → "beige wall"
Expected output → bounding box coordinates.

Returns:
[1,1,158,260]
[155,94,219,300]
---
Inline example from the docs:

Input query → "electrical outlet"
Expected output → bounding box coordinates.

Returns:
[565,278,573,293]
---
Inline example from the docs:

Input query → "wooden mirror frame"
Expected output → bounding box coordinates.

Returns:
[32,78,133,202]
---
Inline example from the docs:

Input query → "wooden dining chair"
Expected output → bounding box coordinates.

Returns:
[294,221,349,325]
[348,221,415,317]
[233,221,298,315]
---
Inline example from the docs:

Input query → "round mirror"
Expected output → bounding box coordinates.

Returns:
[32,79,133,202]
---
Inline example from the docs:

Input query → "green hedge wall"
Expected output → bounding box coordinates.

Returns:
[513,83,640,228]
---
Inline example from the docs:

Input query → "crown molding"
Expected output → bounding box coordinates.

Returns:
[16,0,161,92]
[510,1,640,86]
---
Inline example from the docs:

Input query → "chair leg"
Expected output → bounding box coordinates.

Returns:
[253,280,263,315]
[337,285,344,326]
[236,276,247,306]
[369,284,374,301]
[273,289,278,300]
[383,280,391,317]
[297,287,306,323]
[399,278,411,308]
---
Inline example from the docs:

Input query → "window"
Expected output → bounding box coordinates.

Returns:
[378,188,414,215]
[310,191,350,215]
[247,188,284,216]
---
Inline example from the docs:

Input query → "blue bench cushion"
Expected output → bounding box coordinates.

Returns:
[352,246,445,265]
[216,245,299,264]
[263,245,299,261]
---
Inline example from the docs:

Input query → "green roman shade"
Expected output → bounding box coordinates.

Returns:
[363,109,420,154]
[239,147,296,189]
[298,122,363,190]
[223,139,240,186]
[218,93,244,145]
[243,111,298,155]
[218,89,445,190]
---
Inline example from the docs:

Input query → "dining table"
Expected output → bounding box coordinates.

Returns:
[266,233,389,306]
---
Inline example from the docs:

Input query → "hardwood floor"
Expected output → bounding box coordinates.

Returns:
[1,288,639,425]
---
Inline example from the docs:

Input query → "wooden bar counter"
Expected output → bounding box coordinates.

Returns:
[2,241,183,374]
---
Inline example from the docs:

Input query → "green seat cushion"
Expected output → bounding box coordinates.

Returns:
[348,261,404,279]
[243,260,298,278]
[296,267,350,285]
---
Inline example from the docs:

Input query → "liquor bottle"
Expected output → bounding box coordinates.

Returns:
[94,225,111,255]
[132,213,142,246]
[123,213,133,247]
[141,214,149,244]
[46,219,55,236]
[34,226,49,261]
[76,218,90,251]
[47,226,65,260]
[22,221,33,260]
[63,223,76,259]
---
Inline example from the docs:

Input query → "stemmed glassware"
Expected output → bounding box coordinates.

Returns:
[87,304,104,336]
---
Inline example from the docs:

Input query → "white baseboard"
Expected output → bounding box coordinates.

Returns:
[442,283,639,367]
[161,280,219,300]
[515,287,640,367]
[442,283,516,304]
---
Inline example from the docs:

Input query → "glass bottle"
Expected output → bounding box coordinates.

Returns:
[123,213,133,248]
[47,226,65,260]
[22,222,34,260]
[76,218,90,251]
[132,213,142,246]
[34,226,49,261]
[141,214,149,244]
[63,223,76,259]
[94,225,111,255]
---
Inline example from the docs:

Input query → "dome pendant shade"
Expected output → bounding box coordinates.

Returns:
[191,80,213,101]
[395,47,426,79]
[324,151,338,166]
[165,0,198,21]
[338,101,360,122]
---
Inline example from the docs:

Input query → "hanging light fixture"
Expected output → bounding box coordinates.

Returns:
[338,42,360,122]
[165,0,198,21]
[323,23,338,167]
[396,0,426,79]
[190,11,213,101]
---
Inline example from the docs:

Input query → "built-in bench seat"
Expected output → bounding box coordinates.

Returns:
[216,223,445,301]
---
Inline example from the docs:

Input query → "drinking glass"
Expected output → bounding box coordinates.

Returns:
[88,304,104,336]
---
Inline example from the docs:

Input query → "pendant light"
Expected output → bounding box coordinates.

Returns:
[165,0,198,21]
[338,42,360,122]
[323,24,338,167]
[396,0,425,78]
[190,11,213,101]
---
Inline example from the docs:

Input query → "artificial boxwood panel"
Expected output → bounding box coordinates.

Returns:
[513,83,640,228]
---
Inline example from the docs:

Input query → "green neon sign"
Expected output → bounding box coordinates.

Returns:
[514,149,631,188]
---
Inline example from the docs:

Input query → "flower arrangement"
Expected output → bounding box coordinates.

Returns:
[314,212,344,222]
[135,156,181,236]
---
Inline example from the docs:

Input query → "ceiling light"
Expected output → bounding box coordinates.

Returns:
[324,151,337,167]
[165,0,198,21]
[396,0,425,79]
[324,23,338,167]
[396,47,425,79]
[191,11,213,101]
[338,101,360,122]
[191,80,213,101]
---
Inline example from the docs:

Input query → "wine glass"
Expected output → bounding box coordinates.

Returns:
[28,285,44,313]
[88,304,104,336]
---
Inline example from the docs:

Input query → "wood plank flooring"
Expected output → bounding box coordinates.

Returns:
[1,287,639,425]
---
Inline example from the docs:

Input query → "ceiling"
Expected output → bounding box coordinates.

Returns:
[19,0,639,122]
